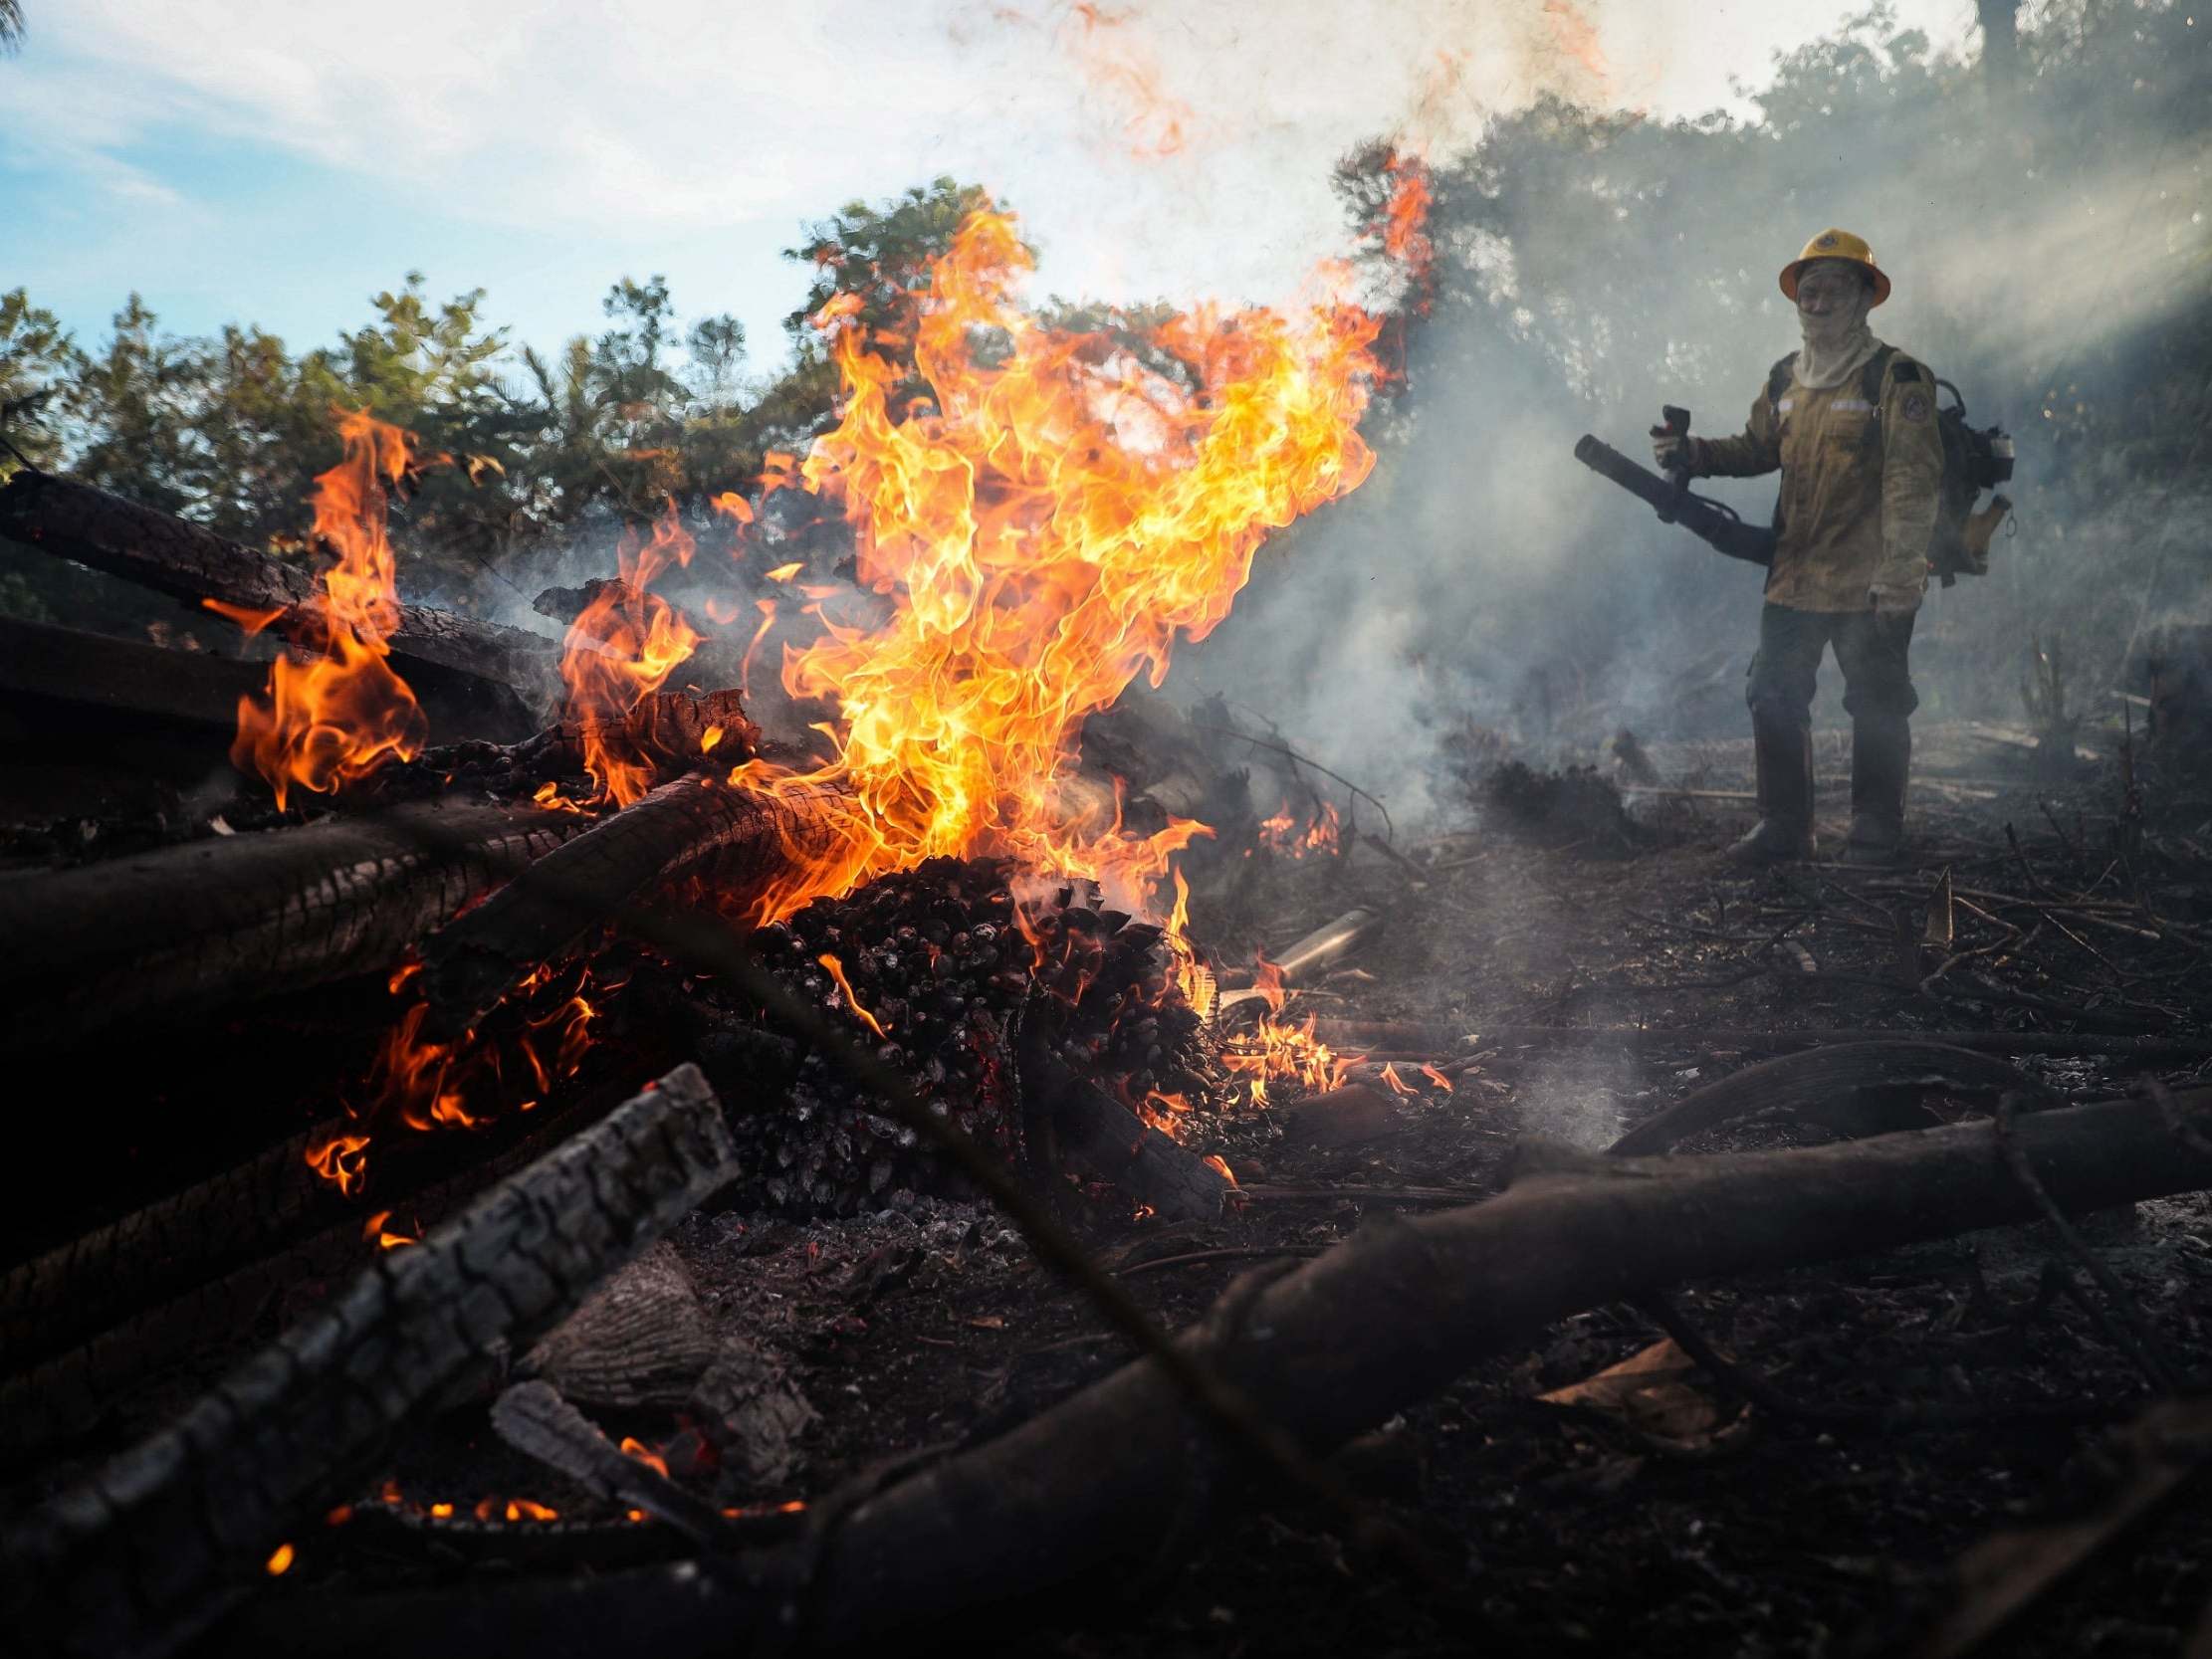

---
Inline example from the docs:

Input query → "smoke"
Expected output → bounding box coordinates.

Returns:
[1167,4,2212,825]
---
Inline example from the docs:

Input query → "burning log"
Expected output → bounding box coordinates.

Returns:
[221,1087,2212,1659]
[0,798,585,1056]
[0,471,554,710]
[1020,1040,1232,1223]
[0,1064,739,1659]
[421,775,848,1039]
[0,1069,674,1454]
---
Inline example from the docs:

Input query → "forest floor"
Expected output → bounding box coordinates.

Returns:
[232,716,2212,1657]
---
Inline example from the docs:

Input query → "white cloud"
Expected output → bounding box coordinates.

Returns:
[11,0,1975,311]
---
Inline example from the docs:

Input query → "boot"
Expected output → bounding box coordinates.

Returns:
[1730,710,1816,864]
[1845,715,1910,866]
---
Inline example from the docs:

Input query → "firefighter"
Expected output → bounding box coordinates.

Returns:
[1654,229,1945,865]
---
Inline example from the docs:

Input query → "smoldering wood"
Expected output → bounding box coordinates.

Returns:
[216,1087,2212,1659]
[0,1070,671,1448]
[0,472,555,709]
[0,616,538,788]
[1019,1034,1232,1223]
[490,1381,734,1548]
[0,1064,740,1659]
[0,798,586,1057]
[421,776,850,1039]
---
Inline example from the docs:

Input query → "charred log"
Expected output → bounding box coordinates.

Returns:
[0,1066,677,1447]
[0,1064,740,1659]
[0,471,553,712]
[0,798,586,1056]
[1309,1020,2212,1064]
[421,776,848,1039]
[216,1088,2212,1659]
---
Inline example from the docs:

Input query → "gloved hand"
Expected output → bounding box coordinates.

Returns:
[1651,432,1696,475]
[1869,583,1922,617]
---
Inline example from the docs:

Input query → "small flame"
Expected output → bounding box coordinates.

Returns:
[265,1543,295,1576]
[620,1436,671,1479]
[1222,1013,1354,1102]
[229,411,438,808]
[1379,1061,1417,1098]
[306,1133,370,1196]
[816,951,889,1038]
[1420,1062,1455,1093]
[1202,1153,1237,1187]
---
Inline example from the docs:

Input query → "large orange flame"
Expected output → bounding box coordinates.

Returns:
[737,205,1392,926]
[230,411,437,808]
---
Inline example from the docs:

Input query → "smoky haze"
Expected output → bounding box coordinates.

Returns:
[1166,3,2212,824]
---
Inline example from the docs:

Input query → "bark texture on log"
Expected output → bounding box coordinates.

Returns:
[0,798,584,1055]
[0,1068,672,1448]
[0,472,555,701]
[219,1089,2212,1659]
[421,776,849,1037]
[1,1064,740,1659]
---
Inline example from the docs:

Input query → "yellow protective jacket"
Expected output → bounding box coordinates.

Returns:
[1694,344,1945,612]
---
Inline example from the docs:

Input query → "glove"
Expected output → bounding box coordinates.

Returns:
[1651,433,1695,475]
[1869,583,1922,617]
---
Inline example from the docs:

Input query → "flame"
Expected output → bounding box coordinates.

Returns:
[229,411,437,808]
[1379,1061,1417,1098]
[1420,1062,1455,1093]
[1203,1153,1237,1186]
[1222,1013,1354,1104]
[306,1133,370,1197]
[558,505,703,807]
[620,1436,671,1479]
[1381,157,1434,275]
[265,1544,295,1576]
[1258,799,1342,859]
[734,201,1393,930]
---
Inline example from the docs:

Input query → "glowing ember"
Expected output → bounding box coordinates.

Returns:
[229,411,438,808]
[620,1436,671,1479]
[734,199,1399,929]
[264,1543,295,1576]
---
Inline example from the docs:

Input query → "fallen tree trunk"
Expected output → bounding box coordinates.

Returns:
[0,798,586,1056]
[1607,1040,2050,1156]
[0,471,554,705]
[421,775,850,1038]
[1310,1020,2212,1064]
[2,1064,739,1659]
[218,1087,2212,1658]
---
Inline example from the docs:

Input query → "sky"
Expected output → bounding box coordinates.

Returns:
[1,0,1984,379]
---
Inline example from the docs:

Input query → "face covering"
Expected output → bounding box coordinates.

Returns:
[1793,262,1880,390]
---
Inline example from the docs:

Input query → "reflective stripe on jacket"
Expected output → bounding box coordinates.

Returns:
[1695,345,1945,611]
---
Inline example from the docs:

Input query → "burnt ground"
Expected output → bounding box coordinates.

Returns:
[239,718,2212,1656]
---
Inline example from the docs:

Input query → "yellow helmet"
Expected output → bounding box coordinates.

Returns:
[1780,228,1891,308]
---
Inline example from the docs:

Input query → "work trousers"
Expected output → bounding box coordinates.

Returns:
[1745,603,1918,726]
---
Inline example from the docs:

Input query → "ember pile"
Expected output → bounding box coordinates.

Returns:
[704,856,1220,1216]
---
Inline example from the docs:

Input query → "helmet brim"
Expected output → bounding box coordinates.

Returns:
[1781,257,1890,308]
